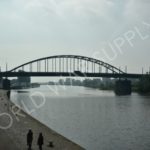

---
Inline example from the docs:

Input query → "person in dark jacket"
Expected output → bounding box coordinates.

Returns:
[27,129,33,150]
[37,133,44,150]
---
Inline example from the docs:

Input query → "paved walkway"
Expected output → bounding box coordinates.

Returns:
[0,90,85,150]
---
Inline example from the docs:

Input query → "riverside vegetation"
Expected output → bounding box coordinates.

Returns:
[48,76,150,95]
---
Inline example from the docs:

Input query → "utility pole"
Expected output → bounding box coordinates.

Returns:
[142,67,144,75]
[6,62,8,72]
[125,66,127,73]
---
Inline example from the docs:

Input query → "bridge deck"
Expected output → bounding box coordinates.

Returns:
[0,72,143,78]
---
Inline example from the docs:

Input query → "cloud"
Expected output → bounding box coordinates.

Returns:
[125,0,150,22]
[0,0,127,28]
[18,0,122,22]
[0,0,131,49]
[0,0,150,73]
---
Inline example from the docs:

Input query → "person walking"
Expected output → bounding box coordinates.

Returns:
[37,133,44,150]
[27,129,33,150]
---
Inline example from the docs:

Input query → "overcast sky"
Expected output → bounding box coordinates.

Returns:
[0,0,150,75]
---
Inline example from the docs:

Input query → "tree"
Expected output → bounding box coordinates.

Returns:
[138,75,150,94]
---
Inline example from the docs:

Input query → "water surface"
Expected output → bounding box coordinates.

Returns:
[11,85,150,150]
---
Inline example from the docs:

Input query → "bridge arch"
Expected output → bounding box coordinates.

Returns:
[9,55,125,74]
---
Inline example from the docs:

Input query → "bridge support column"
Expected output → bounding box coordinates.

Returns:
[115,79,132,96]
[2,78,11,99]
[2,78,11,90]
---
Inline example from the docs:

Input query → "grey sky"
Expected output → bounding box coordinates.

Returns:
[0,0,150,74]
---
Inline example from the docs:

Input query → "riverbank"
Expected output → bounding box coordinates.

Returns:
[0,90,84,150]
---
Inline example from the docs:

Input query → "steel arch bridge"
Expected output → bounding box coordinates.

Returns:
[0,55,143,78]
[10,55,124,74]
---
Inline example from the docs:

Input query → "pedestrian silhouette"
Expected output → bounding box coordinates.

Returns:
[37,133,44,150]
[27,129,33,150]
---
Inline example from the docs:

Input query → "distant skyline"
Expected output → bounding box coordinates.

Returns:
[0,0,150,75]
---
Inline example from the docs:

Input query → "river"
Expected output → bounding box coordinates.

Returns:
[11,85,150,150]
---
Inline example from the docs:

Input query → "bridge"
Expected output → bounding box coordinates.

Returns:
[0,55,143,78]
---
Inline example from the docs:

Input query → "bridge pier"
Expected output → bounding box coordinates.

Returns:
[115,79,132,96]
[2,78,11,99]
